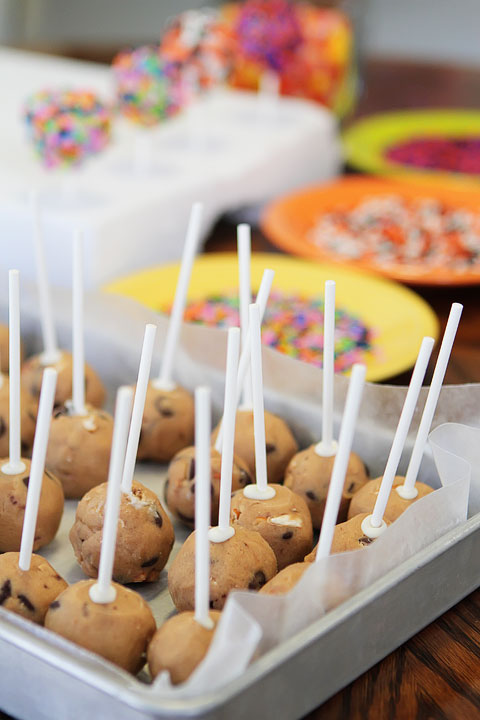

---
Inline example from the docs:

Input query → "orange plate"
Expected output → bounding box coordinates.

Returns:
[261,176,480,286]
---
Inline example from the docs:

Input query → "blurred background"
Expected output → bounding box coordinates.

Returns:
[0,0,478,66]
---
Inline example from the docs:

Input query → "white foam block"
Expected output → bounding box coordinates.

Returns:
[0,48,341,288]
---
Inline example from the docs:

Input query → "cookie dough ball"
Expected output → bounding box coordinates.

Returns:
[284,445,369,529]
[0,376,37,458]
[137,382,194,463]
[169,525,277,611]
[148,610,221,684]
[212,409,298,484]
[45,579,156,674]
[21,350,106,409]
[260,561,309,596]
[230,484,313,570]
[305,512,392,559]
[0,458,64,552]
[70,480,174,584]
[165,446,253,527]
[45,405,113,499]
[347,475,434,523]
[0,552,67,624]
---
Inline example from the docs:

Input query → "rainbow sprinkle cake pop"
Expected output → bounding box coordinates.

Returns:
[112,45,189,126]
[24,89,111,169]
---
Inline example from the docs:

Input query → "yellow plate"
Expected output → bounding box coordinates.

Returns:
[104,253,439,382]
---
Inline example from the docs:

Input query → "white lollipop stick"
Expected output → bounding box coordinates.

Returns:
[215,267,274,451]
[243,303,275,500]
[19,368,57,571]
[209,327,240,543]
[316,280,337,457]
[30,192,60,364]
[362,336,435,538]
[316,364,366,561]
[72,230,86,416]
[89,386,133,604]
[398,303,463,500]
[3,270,25,475]
[121,323,157,494]
[194,386,214,629]
[238,224,253,409]
[155,202,203,391]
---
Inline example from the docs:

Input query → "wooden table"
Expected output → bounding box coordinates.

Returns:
[2,56,480,720]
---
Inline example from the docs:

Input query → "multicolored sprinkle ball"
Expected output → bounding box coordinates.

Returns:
[112,44,190,126]
[24,89,111,169]
[180,290,374,373]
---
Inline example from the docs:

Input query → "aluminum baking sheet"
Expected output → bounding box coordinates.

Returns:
[1,288,480,720]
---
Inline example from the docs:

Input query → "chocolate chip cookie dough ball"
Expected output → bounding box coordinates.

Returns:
[212,410,298,485]
[45,579,156,674]
[0,376,37,457]
[260,561,309,596]
[0,552,67,624]
[169,525,277,611]
[284,446,369,529]
[230,484,313,570]
[165,446,253,527]
[70,480,174,584]
[21,350,105,409]
[0,459,64,552]
[137,383,194,463]
[148,610,221,684]
[347,475,434,523]
[305,513,392,558]
[45,405,113,499]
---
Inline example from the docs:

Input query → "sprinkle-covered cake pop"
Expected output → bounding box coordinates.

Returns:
[112,45,188,126]
[160,8,235,92]
[233,0,303,74]
[45,387,156,674]
[0,368,67,624]
[24,89,111,168]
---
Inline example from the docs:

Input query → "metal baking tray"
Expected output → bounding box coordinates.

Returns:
[1,461,480,720]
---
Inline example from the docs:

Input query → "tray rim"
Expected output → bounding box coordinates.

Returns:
[2,510,479,717]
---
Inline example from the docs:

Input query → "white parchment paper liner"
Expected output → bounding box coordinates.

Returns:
[3,283,480,698]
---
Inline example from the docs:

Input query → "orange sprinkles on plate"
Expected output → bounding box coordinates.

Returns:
[310,194,480,271]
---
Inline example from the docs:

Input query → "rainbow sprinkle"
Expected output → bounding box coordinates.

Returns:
[24,89,111,169]
[234,0,303,72]
[180,290,374,373]
[112,44,190,126]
